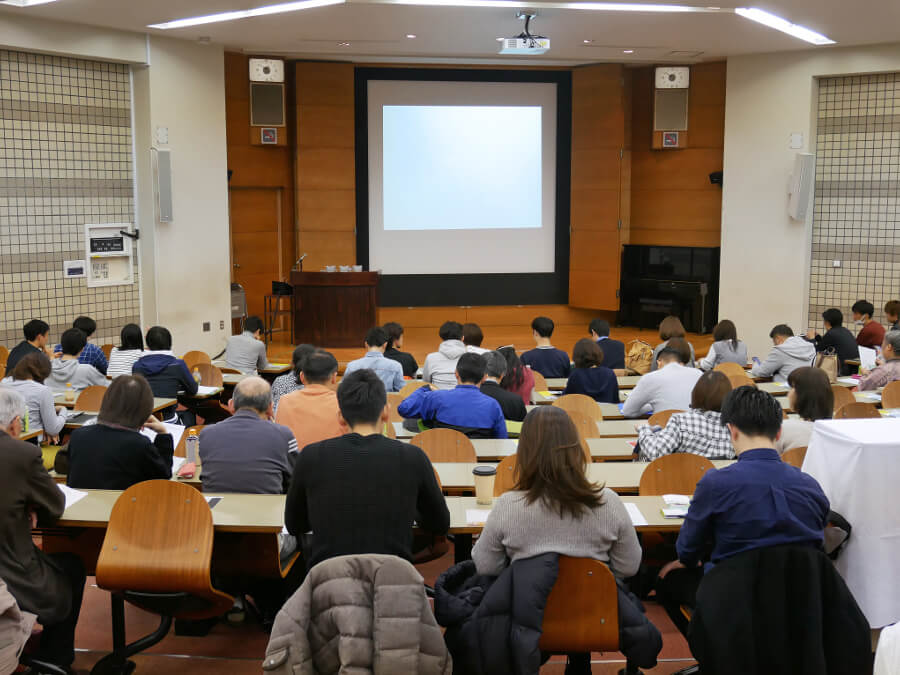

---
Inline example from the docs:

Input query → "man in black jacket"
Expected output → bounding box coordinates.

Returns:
[479,351,527,422]
[590,319,626,370]
[4,318,51,376]
[805,308,859,376]
[132,325,198,423]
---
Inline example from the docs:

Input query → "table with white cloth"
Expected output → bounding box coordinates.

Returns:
[803,418,900,628]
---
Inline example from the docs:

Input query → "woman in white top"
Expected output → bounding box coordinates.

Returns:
[0,352,67,442]
[107,323,144,378]
[776,366,833,454]
[699,319,749,371]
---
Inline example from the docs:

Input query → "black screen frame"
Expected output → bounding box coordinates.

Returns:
[354,67,572,306]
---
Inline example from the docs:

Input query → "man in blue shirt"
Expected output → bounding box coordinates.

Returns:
[343,326,405,393]
[397,353,507,439]
[655,385,830,638]
[519,316,571,379]
[589,318,626,370]
[53,316,108,375]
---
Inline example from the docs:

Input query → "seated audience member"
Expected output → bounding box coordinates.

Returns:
[47,328,109,393]
[637,371,734,461]
[382,322,418,378]
[563,338,619,403]
[805,308,860,376]
[520,316,571,379]
[462,322,489,355]
[699,319,748,371]
[0,388,85,671]
[750,324,816,384]
[589,318,625,370]
[285,369,449,568]
[654,386,830,638]
[132,326,198,423]
[1,353,66,443]
[621,338,701,418]
[473,406,644,675]
[650,316,696,371]
[852,300,886,348]
[398,353,507,438]
[858,330,900,391]
[275,350,343,450]
[199,377,297,493]
[479,351,527,422]
[343,326,405,393]
[776,367,833,454]
[225,315,270,375]
[53,316,108,375]
[498,345,535,406]
[67,375,174,490]
[107,322,145,378]
[885,300,900,332]
[271,343,315,410]
[421,321,467,389]
[4,319,51,376]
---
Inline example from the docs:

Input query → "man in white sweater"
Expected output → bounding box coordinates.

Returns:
[622,338,702,419]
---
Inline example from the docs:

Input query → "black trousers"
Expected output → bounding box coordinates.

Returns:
[36,553,86,667]
[654,566,703,638]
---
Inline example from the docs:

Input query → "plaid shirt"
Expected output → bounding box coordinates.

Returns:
[637,409,735,462]
[54,341,108,375]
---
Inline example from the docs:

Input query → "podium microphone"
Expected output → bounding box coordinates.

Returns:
[294,253,307,271]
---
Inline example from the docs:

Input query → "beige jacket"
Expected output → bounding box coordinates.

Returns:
[263,554,452,675]
[0,578,36,674]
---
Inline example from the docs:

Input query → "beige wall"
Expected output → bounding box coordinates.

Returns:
[720,43,900,358]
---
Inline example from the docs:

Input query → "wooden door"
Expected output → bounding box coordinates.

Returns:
[229,188,282,319]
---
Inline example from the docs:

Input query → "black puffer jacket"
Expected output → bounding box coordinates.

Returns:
[434,554,662,675]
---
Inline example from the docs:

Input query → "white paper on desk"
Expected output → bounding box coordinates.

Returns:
[196,385,220,396]
[662,494,691,506]
[662,506,689,518]
[858,392,882,402]
[837,377,860,386]
[465,509,491,526]
[624,502,648,527]
[859,346,877,371]
[58,484,88,509]
[140,423,185,448]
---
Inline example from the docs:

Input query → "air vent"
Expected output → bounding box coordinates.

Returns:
[666,50,704,58]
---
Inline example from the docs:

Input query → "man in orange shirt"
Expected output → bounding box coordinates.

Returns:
[275,350,344,451]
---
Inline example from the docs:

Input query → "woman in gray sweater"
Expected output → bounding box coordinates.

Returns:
[472,406,642,674]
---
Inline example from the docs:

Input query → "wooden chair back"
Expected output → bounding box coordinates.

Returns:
[728,374,756,389]
[562,409,601,439]
[101,343,114,360]
[648,409,683,428]
[831,384,856,414]
[386,392,404,423]
[182,350,212,371]
[174,426,207,458]
[881,381,900,409]
[538,557,619,653]
[193,363,223,387]
[530,369,548,392]
[410,428,477,462]
[399,380,428,399]
[96,480,233,620]
[493,454,518,496]
[219,367,242,375]
[0,345,8,362]
[74,385,108,411]
[782,446,808,468]
[639,453,716,496]
[553,393,603,421]
[834,402,881,419]
[714,362,747,378]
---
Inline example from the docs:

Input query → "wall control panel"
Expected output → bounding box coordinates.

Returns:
[84,223,134,287]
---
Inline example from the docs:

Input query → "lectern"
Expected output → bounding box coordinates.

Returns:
[290,271,379,347]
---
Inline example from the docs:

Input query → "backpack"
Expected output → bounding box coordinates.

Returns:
[625,339,654,375]
[815,348,839,383]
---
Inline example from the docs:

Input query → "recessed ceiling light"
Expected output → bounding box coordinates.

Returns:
[623,49,634,53]
[735,7,835,45]
[148,0,344,29]
[583,39,593,44]
[338,41,351,46]
[0,0,59,5]
[406,33,417,38]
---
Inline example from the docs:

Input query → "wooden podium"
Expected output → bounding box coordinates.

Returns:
[290,271,379,347]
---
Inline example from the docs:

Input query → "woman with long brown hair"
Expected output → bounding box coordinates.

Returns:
[650,315,696,371]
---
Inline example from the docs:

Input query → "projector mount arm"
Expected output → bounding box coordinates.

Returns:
[516,11,547,44]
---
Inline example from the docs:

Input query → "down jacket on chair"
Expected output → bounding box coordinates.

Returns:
[262,554,452,675]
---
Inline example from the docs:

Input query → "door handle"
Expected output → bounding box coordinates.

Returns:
[233,263,241,269]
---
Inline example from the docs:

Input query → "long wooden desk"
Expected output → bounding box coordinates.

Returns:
[395,436,637,460]
[546,375,642,392]
[53,391,176,413]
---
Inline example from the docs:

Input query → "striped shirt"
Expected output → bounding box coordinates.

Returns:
[107,348,144,378]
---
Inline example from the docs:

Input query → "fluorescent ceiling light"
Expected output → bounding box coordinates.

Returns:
[373,0,710,8]
[735,7,835,45]
[0,0,59,5]
[148,0,344,29]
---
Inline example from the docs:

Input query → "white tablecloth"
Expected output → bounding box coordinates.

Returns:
[803,418,900,628]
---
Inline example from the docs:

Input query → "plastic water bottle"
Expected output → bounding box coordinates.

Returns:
[64,382,75,403]
[192,368,202,384]
[186,433,199,464]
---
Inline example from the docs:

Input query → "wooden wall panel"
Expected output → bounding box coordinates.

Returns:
[629,62,725,247]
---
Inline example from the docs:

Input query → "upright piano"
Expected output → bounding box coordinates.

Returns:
[618,245,720,334]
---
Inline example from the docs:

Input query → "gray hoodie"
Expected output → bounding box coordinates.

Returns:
[750,336,816,384]
[46,358,109,393]
[421,340,467,390]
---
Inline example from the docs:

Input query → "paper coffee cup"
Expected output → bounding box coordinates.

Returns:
[473,465,497,505]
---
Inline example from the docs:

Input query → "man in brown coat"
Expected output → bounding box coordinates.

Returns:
[0,388,85,670]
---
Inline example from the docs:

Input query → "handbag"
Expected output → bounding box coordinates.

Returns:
[625,339,654,375]
[815,348,839,383]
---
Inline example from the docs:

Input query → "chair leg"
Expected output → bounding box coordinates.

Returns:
[90,594,173,675]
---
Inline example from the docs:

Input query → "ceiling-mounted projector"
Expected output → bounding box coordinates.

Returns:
[499,10,549,55]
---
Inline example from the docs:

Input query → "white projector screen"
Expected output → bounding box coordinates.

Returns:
[367,80,557,275]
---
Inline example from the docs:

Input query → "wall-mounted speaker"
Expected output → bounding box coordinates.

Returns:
[154,148,173,223]
[788,152,815,221]
[250,82,285,127]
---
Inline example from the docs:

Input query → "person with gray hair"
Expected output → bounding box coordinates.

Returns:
[479,350,527,421]
[198,376,298,494]
[858,330,900,391]
[0,387,86,670]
